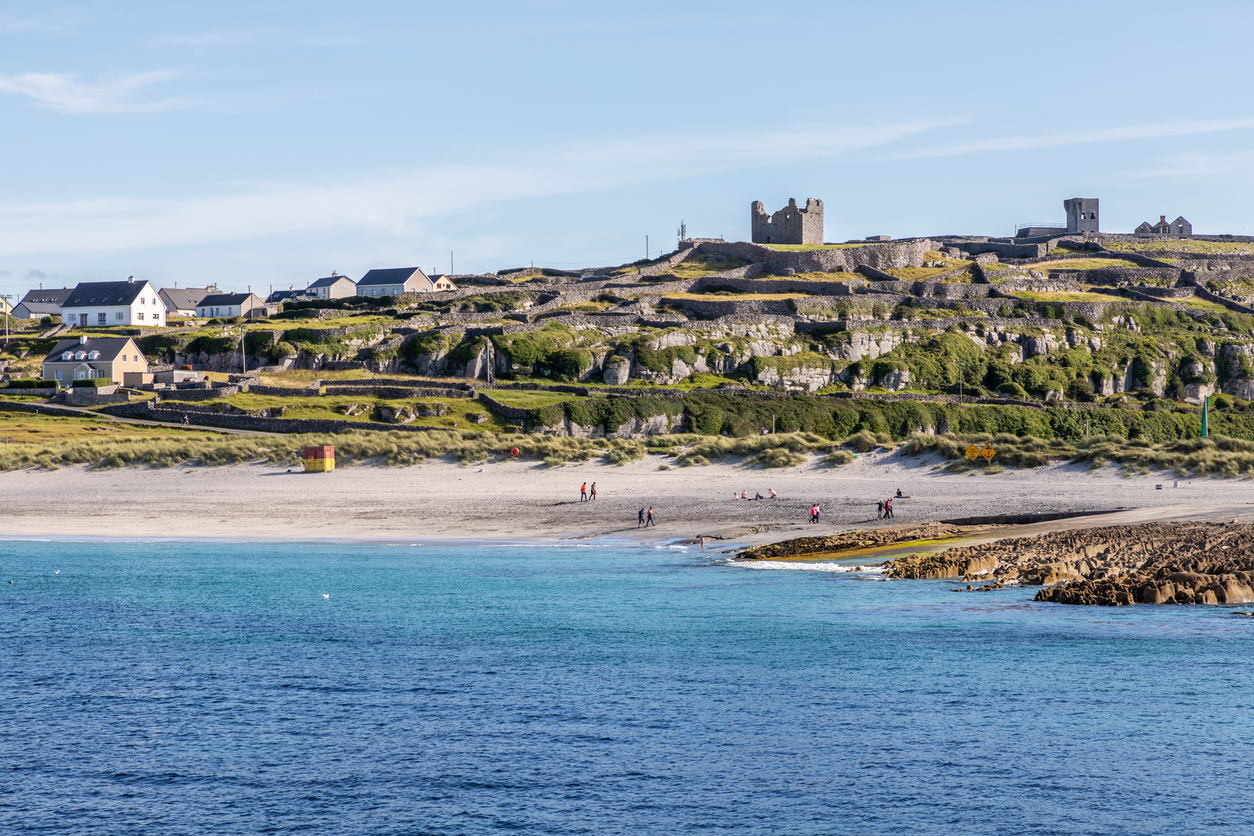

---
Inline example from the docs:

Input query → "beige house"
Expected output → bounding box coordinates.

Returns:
[42,335,149,385]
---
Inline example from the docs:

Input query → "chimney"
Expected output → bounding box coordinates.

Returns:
[128,275,134,283]
[1160,215,1166,223]
[79,335,88,345]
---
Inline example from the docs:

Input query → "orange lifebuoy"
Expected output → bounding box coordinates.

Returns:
[510,447,520,457]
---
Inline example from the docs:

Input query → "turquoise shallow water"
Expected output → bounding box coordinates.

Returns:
[2,539,1253,835]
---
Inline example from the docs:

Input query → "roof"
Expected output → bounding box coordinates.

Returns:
[308,275,356,289]
[198,293,259,307]
[267,289,307,303]
[160,287,214,311]
[15,301,65,316]
[357,267,428,287]
[17,288,74,306]
[43,337,139,364]
[63,280,149,309]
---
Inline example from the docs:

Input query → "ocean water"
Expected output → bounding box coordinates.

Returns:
[2,540,1253,836]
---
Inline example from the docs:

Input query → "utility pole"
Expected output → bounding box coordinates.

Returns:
[646,235,649,261]
[1,294,10,345]
[450,251,454,275]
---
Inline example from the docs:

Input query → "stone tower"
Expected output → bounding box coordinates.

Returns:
[1064,198,1099,234]
[751,198,823,245]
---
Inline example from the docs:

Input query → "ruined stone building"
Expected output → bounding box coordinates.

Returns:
[751,198,823,245]
[1064,198,1100,234]
[1135,215,1192,238]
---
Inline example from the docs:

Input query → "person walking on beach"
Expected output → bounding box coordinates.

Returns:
[885,497,894,519]
[580,482,588,502]
[646,507,656,527]
[590,482,597,501]
[638,507,646,528]
[699,535,706,551]
[809,504,818,524]
[876,500,884,520]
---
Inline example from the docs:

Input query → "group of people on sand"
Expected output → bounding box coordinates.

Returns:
[876,489,904,520]
[734,488,777,501]
[808,503,822,524]
[580,482,598,502]
[637,507,656,528]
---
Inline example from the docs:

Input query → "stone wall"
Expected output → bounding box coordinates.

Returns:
[159,385,242,401]
[0,401,88,418]
[246,384,321,397]
[100,402,455,435]
[694,239,932,273]
[63,389,130,406]
[693,276,860,296]
[0,387,59,398]
[321,385,475,399]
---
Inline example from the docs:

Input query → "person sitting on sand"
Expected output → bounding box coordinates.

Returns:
[896,488,903,498]
[769,488,777,499]
[754,492,763,501]
[740,490,748,500]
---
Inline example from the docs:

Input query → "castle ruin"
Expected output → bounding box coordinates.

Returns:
[751,198,823,245]
[1064,198,1100,234]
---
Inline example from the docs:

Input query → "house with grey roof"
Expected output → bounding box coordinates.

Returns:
[266,288,309,304]
[62,278,165,328]
[196,292,266,319]
[356,267,456,297]
[42,334,150,385]
[306,272,358,300]
[159,286,217,318]
[12,287,74,320]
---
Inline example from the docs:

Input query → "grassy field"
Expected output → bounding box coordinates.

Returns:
[181,391,502,431]
[1177,296,1236,313]
[667,257,750,279]
[1036,258,1145,271]
[0,410,223,445]
[1009,290,1123,303]
[784,270,864,282]
[662,292,806,301]
[1104,239,1254,255]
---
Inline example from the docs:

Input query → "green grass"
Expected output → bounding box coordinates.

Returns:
[1104,239,1254,255]
[783,270,865,282]
[1036,257,1146,271]
[1010,290,1122,303]
[1177,296,1234,313]
[667,257,750,279]
[662,292,806,301]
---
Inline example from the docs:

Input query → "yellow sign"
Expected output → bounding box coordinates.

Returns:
[981,444,996,461]
[966,444,980,460]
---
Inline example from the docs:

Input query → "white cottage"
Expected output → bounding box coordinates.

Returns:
[61,278,165,328]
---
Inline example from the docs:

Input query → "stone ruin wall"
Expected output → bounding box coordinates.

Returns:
[750,198,824,245]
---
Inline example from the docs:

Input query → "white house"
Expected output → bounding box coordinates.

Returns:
[356,267,456,297]
[159,286,217,318]
[61,278,165,328]
[196,292,266,319]
[306,273,358,300]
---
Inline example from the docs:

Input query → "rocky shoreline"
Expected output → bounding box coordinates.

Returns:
[883,522,1254,606]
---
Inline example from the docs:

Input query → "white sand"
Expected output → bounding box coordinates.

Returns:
[2,448,1253,547]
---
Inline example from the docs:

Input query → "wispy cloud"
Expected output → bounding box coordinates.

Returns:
[0,118,949,255]
[0,15,84,34]
[881,118,1254,160]
[0,70,187,113]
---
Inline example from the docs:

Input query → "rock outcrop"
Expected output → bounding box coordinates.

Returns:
[883,522,1254,606]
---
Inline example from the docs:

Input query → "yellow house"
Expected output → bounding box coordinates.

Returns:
[42,335,149,385]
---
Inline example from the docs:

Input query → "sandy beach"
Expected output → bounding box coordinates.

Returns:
[3,448,1254,547]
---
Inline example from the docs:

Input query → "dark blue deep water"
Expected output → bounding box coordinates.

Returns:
[3,540,1253,835]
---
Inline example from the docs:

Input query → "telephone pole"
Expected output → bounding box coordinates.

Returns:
[1,294,10,345]
[646,235,649,261]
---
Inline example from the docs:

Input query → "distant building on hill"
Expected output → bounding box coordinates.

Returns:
[159,285,217,319]
[1135,215,1192,238]
[356,268,456,296]
[62,278,164,328]
[751,198,824,245]
[306,272,358,300]
[267,288,309,304]
[12,287,73,320]
[1064,198,1100,234]
[196,292,267,319]
[42,334,149,384]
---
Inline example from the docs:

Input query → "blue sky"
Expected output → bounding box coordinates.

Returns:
[2,0,1253,297]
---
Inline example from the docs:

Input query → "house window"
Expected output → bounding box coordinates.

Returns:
[115,312,123,320]
[55,370,63,381]
[137,312,144,321]
[97,313,107,324]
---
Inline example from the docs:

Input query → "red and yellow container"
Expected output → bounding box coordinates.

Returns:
[302,445,335,472]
